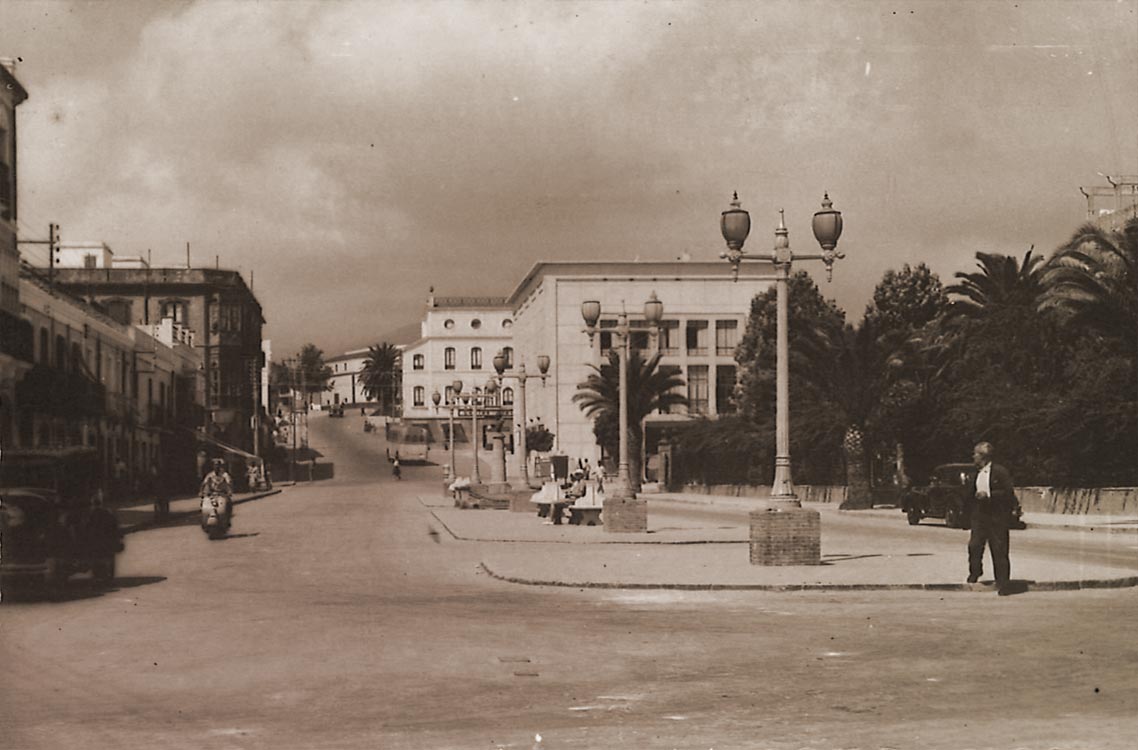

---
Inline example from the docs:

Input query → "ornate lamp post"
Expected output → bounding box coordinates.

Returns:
[430,378,464,481]
[720,193,844,505]
[492,351,550,490]
[455,378,497,485]
[580,292,666,503]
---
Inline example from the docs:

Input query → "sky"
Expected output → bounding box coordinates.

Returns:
[2,0,1136,358]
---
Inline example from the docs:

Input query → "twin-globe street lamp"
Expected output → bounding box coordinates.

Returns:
[431,379,465,481]
[431,378,496,484]
[492,352,551,490]
[720,193,844,504]
[580,292,665,502]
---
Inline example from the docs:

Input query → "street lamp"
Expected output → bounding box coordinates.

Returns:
[454,378,497,485]
[581,293,666,502]
[720,192,844,504]
[492,351,550,490]
[431,381,462,481]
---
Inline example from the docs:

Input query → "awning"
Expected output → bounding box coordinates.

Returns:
[194,430,259,460]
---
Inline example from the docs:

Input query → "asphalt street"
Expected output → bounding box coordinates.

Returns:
[2,413,1136,750]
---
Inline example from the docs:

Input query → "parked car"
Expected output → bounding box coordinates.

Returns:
[900,463,1026,530]
[1,487,123,598]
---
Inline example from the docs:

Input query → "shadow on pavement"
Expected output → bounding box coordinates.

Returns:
[2,575,167,604]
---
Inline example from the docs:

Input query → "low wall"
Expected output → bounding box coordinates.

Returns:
[678,483,1138,516]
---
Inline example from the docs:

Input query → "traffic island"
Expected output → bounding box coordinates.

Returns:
[749,506,821,565]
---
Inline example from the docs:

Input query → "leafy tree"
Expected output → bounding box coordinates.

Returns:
[525,425,555,454]
[573,349,687,490]
[734,271,848,485]
[670,416,771,487]
[296,344,333,401]
[359,342,401,416]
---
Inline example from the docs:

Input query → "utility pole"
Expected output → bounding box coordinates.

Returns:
[16,223,60,288]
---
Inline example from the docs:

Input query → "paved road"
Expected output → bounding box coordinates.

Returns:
[3,413,1137,749]
[651,502,1138,572]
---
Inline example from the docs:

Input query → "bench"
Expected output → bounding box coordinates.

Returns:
[567,485,605,526]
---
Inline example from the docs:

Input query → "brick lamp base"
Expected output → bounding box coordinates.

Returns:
[749,507,821,566]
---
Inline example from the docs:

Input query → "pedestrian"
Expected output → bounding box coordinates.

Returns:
[966,442,1017,594]
[392,456,401,480]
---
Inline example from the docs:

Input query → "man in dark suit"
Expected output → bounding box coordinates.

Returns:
[967,442,1016,593]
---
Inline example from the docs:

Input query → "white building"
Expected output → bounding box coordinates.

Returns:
[401,292,514,424]
[505,261,772,476]
[327,348,371,407]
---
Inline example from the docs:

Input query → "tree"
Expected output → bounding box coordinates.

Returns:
[572,349,687,491]
[296,344,333,402]
[1042,218,1138,357]
[359,342,401,416]
[945,248,1047,321]
[735,271,849,485]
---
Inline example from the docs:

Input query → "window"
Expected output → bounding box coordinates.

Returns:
[443,319,455,330]
[686,321,708,356]
[716,320,738,356]
[716,365,737,415]
[412,354,424,370]
[471,319,482,329]
[444,347,455,370]
[471,347,482,369]
[104,299,133,326]
[160,300,187,324]
[39,328,48,365]
[444,385,455,404]
[687,365,709,415]
[501,347,513,368]
[502,387,514,406]
[630,330,650,352]
[502,319,513,329]
[413,386,425,407]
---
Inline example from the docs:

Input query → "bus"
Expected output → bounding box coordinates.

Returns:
[384,422,432,463]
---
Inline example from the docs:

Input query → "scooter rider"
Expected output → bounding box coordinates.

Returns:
[200,459,235,522]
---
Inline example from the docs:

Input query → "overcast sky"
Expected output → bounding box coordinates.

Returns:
[2,0,1135,357]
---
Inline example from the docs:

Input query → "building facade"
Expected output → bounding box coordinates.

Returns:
[53,260,265,452]
[506,261,771,476]
[8,266,204,495]
[0,60,33,445]
[401,292,514,424]
[327,348,370,406]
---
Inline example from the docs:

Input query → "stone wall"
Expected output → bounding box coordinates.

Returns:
[679,483,1138,516]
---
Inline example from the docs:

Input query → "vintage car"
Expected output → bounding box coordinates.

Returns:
[900,463,1026,529]
[1,487,123,598]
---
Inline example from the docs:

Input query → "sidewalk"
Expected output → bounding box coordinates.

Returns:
[420,489,1138,593]
[110,487,282,533]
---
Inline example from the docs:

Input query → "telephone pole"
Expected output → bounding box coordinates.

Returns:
[16,223,60,287]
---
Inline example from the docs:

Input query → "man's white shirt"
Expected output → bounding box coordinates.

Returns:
[976,463,992,497]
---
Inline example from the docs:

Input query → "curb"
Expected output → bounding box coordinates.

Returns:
[428,509,745,545]
[478,562,1138,593]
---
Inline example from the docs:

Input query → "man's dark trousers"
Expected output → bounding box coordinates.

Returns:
[968,508,1010,584]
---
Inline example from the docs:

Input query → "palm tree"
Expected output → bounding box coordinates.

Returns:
[359,342,401,416]
[945,248,1047,320]
[573,349,687,491]
[1041,218,1138,356]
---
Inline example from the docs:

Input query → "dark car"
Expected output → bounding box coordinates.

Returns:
[1,487,123,598]
[900,463,1026,530]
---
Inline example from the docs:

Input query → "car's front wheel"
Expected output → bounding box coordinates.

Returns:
[945,506,962,529]
[907,510,922,526]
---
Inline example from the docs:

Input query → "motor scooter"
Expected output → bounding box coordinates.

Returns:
[200,494,232,540]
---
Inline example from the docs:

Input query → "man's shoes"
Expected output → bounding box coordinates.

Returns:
[966,575,979,584]
[996,581,1012,596]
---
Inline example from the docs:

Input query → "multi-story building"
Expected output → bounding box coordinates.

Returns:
[11,265,203,494]
[0,59,33,441]
[401,291,514,427]
[53,256,265,453]
[506,261,770,477]
[327,348,370,407]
